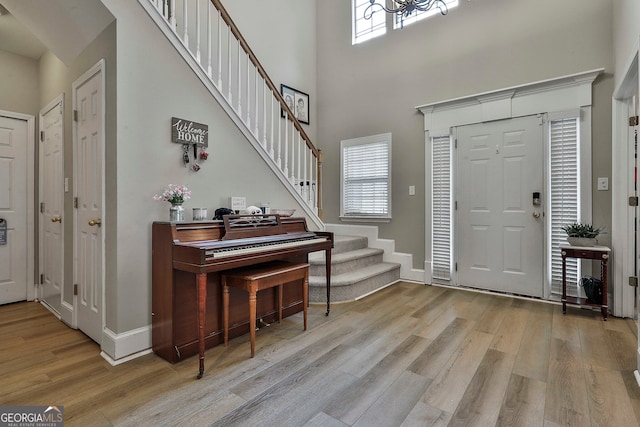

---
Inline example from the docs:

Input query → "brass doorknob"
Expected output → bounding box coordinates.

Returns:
[533,211,541,219]
[88,219,102,227]
[51,216,62,223]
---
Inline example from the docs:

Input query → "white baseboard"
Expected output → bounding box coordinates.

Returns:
[324,223,425,282]
[100,325,152,364]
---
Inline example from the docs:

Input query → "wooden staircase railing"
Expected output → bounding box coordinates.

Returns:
[140,0,323,222]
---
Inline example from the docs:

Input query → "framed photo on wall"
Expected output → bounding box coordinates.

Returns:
[280,84,309,125]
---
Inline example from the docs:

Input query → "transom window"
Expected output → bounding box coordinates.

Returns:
[394,0,458,29]
[352,0,458,44]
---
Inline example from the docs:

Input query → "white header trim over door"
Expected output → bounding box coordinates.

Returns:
[416,69,602,133]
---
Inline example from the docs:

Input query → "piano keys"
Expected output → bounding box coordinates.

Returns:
[151,215,333,378]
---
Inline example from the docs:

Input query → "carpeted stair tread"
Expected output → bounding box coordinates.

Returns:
[309,262,400,287]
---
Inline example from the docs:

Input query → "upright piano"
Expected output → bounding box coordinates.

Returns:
[152,214,333,377]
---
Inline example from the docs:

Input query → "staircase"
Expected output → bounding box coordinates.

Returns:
[139,0,323,228]
[309,235,401,303]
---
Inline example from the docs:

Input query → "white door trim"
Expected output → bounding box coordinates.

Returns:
[418,69,600,300]
[72,59,106,335]
[0,109,35,301]
[38,94,65,316]
[612,41,638,319]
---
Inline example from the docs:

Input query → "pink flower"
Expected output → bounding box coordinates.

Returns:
[153,184,192,204]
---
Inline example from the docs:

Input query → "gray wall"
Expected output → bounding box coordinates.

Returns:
[613,0,640,88]
[316,0,614,269]
[0,50,39,115]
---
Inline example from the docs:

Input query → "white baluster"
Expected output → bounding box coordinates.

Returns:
[237,42,242,115]
[277,108,282,168]
[297,133,302,188]
[246,54,251,126]
[217,10,222,88]
[270,95,275,158]
[262,80,267,148]
[254,71,259,136]
[206,1,212,77]
[227,26,232,103]
[170,0,176,30]
[182,0,188,46]
[195,0,201,62]
[162,0,171,22]
[303,144,308,203]
[313,156,318,210]
[283,114,289,177]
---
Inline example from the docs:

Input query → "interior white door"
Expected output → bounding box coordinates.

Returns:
[40,97,64,314]
[74,63,104,344]
[456,115,544,297]
[0,115,28,304]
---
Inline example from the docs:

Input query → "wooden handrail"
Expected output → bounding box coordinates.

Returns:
[210,0,319,158]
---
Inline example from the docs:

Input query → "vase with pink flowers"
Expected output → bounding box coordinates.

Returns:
[154,184,192,221]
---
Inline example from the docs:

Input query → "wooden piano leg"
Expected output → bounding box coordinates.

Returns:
[223,280,230,346]
[303,269,308,331]
[249,289,257,358]
[196,272,207,379]
[325,248,331,316]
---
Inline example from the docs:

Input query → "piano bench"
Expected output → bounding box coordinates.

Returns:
[221,261,309,358]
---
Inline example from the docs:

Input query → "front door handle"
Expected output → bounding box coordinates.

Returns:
[51,216,62,223]
[533,211,541,219]
[88,219,102,227]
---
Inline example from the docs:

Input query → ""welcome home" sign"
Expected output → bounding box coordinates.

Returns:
[171,117,208,147]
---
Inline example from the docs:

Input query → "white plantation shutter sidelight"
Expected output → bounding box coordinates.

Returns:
[341,134,391,218]
[432,135,452,282]
[549,117,580,296]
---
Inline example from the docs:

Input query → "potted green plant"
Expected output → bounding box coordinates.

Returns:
[562,222,602,247]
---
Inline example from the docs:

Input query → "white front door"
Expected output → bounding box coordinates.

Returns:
[456,115,544,297]
[40,96,65,314]
[74,62,104,344]
[0,114,28,304]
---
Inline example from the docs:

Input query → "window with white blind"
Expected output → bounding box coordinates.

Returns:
[393,0,459,29]
[549,116,580,296]
[432,135,452,282]
[341,133,392,219]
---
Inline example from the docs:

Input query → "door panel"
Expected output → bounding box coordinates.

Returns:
[456,116,544,297]
[75,64,104,344]
[40,98,64,314]
[0,115,28,304]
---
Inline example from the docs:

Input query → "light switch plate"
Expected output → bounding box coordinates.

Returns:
[409,185,415,196]
[597,177,608,191]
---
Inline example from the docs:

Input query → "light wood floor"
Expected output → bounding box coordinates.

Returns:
[1,282,639,426]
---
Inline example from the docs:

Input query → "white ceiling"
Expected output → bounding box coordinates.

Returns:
[0,0,114,65]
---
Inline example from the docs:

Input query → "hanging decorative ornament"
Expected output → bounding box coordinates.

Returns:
[199,150,209,160]
[182,144,190,166]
